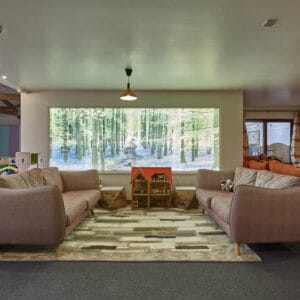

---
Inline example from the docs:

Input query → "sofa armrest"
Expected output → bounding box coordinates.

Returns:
[195,169,235,190]
[0,185,66,246]
[59,169,100,191]
[230,185,300,243]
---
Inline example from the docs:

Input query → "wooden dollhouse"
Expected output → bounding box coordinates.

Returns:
[131,167,172,209]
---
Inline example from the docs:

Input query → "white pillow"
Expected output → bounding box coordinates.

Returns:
[255,170,276,187]
[233,166,257,190]
[263,173,300,189]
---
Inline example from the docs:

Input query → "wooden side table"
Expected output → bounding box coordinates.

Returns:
[174,186,199,210]
[100,186,127,210]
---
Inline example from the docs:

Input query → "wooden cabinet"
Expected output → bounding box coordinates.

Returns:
[131,167,172,209]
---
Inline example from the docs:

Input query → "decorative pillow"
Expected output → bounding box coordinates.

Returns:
[264,173,300,189]
[249,160,269,170]
[220,179,234,192]
[243,156,258,168]
[233,166,257,190]
[0,174,27,188]
[19,168,44,188]
[269,160,300,177]
[255,170,275,187]
[41,167,64,193]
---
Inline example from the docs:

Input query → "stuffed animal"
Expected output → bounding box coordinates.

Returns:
[221,179,234,192]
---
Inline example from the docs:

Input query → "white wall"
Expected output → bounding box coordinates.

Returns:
[21,90,243,197]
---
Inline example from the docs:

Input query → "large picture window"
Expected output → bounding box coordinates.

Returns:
[49,108,219,171]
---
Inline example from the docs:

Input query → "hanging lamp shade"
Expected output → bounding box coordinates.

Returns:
[120,68,138,101]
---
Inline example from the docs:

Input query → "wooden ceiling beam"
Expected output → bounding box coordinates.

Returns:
[1,100,15,108]
[0,107,19,116]
[0,93,20,101]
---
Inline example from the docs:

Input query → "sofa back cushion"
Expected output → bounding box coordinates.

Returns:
[41,167,64,193]
[269,160,300,177]
[267,174,300,189]
[19,168,44,188]
[255,170,275,187]
[233,166,257,190]
[59,169,100,192]
[255,169,300,189]
[0,173,28,188]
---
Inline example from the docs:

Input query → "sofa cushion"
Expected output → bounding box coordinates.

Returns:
[0,174,27,188]
[255,170,300,189]
[63,190,100,210]
[59,170,100,192]
[41,167,64,193]
[196,188,233,209]
[210,197,232,224]
[19,168,44,188]
[62,195,87,226]
[233,166,257,190]
[265,173,300,189]
[269,160,300,177]
[255,170,275,187]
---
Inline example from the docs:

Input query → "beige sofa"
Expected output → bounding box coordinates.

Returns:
[0,167,100,256]
[196,167,300,255]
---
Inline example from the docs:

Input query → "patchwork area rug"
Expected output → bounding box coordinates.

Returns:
[0,208,261,262]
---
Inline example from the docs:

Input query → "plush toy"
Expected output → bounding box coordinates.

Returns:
[221,179,234,192]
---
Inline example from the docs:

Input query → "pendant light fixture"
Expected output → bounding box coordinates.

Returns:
[120,67,138,101]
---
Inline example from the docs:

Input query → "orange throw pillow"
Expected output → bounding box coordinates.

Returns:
[249,160,269,170]
[243,160,250,168]
[243,156,258,168]
[269,160,300,177]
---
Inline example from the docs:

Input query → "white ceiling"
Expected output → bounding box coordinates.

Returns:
[1,0,300,94]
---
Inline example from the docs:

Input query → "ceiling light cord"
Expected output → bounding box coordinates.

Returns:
[120,67,138,101]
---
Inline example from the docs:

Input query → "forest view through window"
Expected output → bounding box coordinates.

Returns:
[49,108,219,171]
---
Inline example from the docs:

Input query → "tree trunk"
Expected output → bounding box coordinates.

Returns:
[84,117,89,157]
[191,123,195,162]
[212,109,219,169]
[180,112,187,164]
[195,135,199,158]
[141,109,147,148]
[99,112,105,171]
[121,109,127,148]
[110,108,115,157]
[116,108,121,155]
[169,129,173,154]
[61,110,69,162]
[163,114,168,156]
[75,117,82,159]
[150,110,156,155]
[156,113,163,159]
[91,115,99,169]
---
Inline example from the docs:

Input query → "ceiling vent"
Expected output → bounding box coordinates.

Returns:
[262,19,277,28]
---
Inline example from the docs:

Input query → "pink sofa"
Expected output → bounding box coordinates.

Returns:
[0,168,100,256]
[196,168,300,255]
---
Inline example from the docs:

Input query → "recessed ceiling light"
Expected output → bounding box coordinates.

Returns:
[1,75,7,79]
[262,19,278,28]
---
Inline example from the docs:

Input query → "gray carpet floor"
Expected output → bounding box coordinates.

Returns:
[0,244,299,299]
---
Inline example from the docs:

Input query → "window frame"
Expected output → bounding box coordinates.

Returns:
[245,119,293,157]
